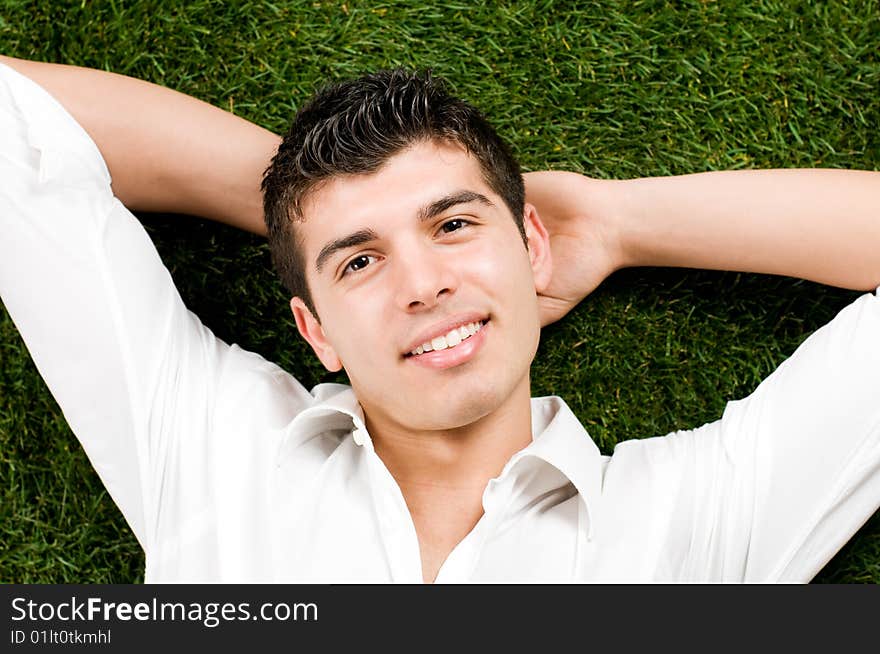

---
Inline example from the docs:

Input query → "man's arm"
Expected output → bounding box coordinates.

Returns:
[615,168,880,290]
[0,60,317,552]
[0,55,278,235]
[527,168,880,325]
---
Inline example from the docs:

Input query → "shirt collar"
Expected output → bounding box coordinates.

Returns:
[277,383,366,461]
[519,395,603,538]
[469,396,603,541]
[279,386,603,536]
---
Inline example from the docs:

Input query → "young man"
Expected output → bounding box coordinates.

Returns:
[1,55,878,583]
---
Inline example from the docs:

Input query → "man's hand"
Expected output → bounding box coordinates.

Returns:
[524,171,624,327]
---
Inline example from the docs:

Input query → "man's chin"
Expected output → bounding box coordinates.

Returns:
[365,384,506,434]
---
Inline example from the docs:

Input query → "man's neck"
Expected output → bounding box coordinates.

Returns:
[365,374,534,495]
[363,375,534,583]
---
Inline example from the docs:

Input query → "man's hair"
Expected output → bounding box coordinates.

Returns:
[261,68,526,319]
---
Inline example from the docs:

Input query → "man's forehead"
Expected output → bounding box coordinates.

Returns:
[297,141,495,242]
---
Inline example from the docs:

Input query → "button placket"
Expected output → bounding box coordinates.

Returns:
[365,449,423,583]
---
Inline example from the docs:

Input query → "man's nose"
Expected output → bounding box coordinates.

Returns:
[393,245,459,311]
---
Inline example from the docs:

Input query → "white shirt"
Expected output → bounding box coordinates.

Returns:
[2,63,879,583]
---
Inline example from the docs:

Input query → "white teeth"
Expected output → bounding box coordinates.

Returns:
[409,321,485,356]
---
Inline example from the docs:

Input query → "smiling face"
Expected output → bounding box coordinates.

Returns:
[290,139,552,433]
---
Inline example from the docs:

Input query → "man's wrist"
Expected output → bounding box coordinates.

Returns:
[591,176,636,273]
[609,175,681,272]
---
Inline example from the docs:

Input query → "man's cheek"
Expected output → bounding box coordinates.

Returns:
[466,247,509,286]
[334,325,385,371]
[475,235,528,275]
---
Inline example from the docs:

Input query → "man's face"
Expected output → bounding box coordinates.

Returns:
[290,140,552,433]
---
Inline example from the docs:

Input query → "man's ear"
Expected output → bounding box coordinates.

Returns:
[523,202,553,294]
[290,297,343,372]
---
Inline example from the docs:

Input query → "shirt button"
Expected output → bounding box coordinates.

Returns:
[352,428,366,446]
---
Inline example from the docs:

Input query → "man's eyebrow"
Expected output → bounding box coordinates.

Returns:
[417,190,495,222]
[315,228,380,274]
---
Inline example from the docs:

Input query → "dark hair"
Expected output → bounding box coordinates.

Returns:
[262,68,526,319]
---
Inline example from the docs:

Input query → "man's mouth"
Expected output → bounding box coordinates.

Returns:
[405,320,487,357]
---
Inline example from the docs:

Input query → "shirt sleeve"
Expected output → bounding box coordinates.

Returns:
[659,285,880,581]
[0,63,311,555]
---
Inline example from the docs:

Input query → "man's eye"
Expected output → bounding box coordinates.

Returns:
[343,254,375,276]
[440,218,469,234]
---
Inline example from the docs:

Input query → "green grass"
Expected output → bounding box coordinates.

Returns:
[1,0,878,582]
